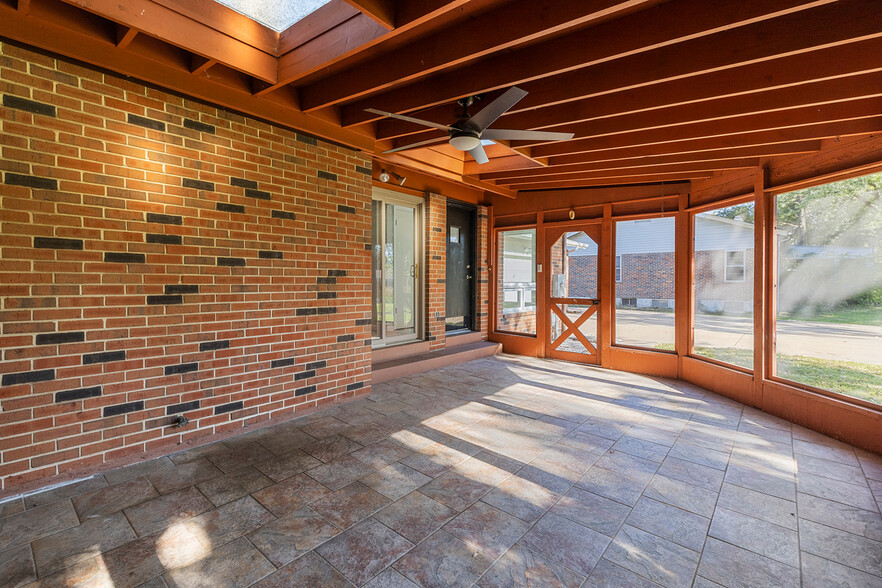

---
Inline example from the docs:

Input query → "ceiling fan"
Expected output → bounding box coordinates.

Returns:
[366,86,574,164]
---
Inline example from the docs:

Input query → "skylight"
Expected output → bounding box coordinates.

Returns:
[213,0,333,32]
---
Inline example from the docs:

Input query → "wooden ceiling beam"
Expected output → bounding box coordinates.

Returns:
[300,0,655,111]
[479,142,821,180]
[548,120,882,166]
[496,159,760,186]
[59,0,278,82]
[515,172,714,191]
[530,98,882,158]
[377,37,882,141]
[115,24,138,49]
[342,0,396,29]
[151,0,278,55]
[0,2,375,150]
[278,0,359,54]
[341,0,839,126]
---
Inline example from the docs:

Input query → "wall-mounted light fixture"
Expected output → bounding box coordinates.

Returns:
[379,169,407,186]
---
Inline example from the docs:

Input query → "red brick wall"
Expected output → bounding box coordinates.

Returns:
[425,193,446,350]
[617,252,675,299]
[0,43,373,495]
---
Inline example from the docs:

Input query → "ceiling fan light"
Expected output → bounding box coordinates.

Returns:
[449,132,481,152]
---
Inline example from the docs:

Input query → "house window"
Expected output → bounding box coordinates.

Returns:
[724,250,746,282]
[496,229,537,335]
[615,255,622,282]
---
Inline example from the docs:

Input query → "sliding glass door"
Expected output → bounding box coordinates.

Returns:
[372,190,423,346]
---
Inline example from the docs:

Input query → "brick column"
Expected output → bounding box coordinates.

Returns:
[425,193,447,350]
[476,205,490,338]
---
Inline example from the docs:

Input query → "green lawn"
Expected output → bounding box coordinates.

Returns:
[778,306,882,327]
[667,345,882,405]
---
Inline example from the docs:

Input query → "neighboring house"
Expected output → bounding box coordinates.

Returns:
[568,214,756,313]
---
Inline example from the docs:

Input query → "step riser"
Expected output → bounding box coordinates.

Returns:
[372,343,500,384]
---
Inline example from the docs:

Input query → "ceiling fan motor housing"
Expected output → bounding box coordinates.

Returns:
[449,129,482,151]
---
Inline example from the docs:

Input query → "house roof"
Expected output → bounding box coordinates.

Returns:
[2,0,881,197]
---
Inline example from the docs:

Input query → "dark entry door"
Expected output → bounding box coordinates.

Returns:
[446,203,476,331]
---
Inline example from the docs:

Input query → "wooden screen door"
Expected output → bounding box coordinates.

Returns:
[545,224,602,364]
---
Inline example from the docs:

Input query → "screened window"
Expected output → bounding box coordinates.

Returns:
[615,217,675,349]
[693,205,755,369]
[724,250,746,282]
[775,172,882,405]
[497,229,536,335]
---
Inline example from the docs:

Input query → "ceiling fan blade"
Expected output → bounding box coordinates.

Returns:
[468,86,528,132]
[481,129,575,142]
[365,108,453,132]
[383,135,448,153]
[468,143,490,165]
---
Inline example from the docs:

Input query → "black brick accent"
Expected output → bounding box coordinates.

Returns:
[34,237,82,250]
[56,386,102,403]
[148,295,183,305]
[272,210,295,221]
[316,277,336,285]
[183,118,215,134]
[244,189,271,200]
[317,292,336,299]
[2,369,55,386]
[165,363,198,375]
[36,331,84,345]
[317,307,337,315]
[127,113,165,131]
[296,308,317,316]
[271,358,296,368]
[230,177,258,189]
[347,382,365,391]
[336,334,355,343]
[328,270,347,277]
[199,340,229,352]
[318,171,337,182]
[5,173,57,190]
[295,385,316,397]
[306,360,326,370]
[364,244,371,250]
[146,213,182,225]
[215,401,243,414]
[105,252,146,264]
[296,133,317,146]
[217,257,246,267]
[259,250,283,259]
[216,202,245,213]
[83,350,126,364]
[104,401,144,417]
[182,178,214,191]
[355,318,371,326]
[3,94,56,117]
[164,284,198,295]
[337,204,356,214]
[355,165,371,175]
[147,233,183,245]
[167,400,200,414]
[295,370,315,381]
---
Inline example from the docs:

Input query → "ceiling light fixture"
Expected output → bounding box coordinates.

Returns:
[448,131,481,152]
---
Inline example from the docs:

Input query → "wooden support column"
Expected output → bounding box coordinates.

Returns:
[752,166,769,406]
[537,212,547,358]
[600,203,614,368]
[676,191,692,378]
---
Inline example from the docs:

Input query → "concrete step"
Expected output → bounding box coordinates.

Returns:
[372,340,501,384]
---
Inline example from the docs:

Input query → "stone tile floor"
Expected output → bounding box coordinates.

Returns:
[1,354,881,587]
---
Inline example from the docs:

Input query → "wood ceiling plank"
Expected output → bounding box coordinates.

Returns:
[479,142,822,180]
[378,38,882,141]
[548,120,882,165]
[60,0,278,82]
[531,98,882,158]
[515,172,714,191]
[343,0,395,29]
[300,0,654,111]
[342,0,838,126]
[151,0,278,54]
[496,159,760,186]
[0,3,375,150]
